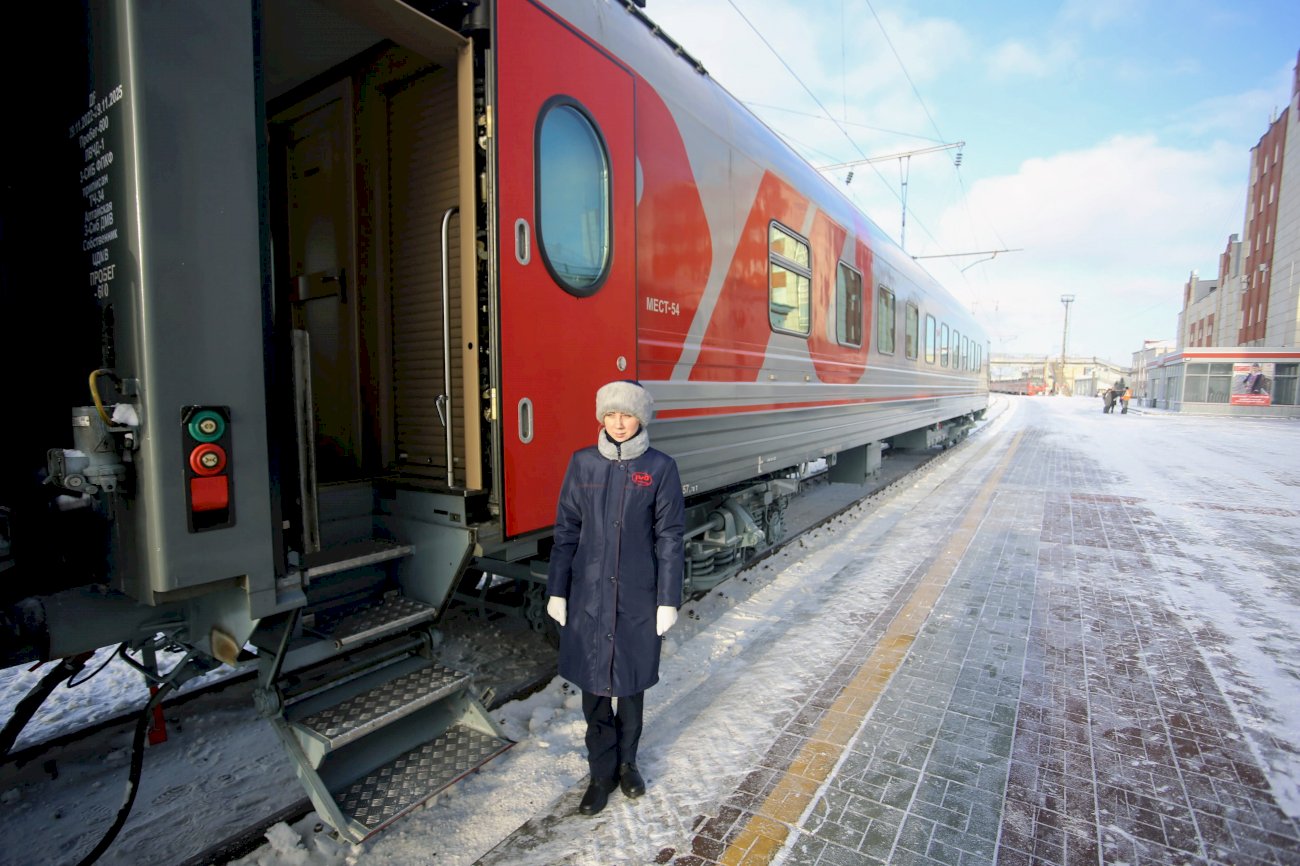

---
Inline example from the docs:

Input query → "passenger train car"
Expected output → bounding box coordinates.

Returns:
[0,0,987,845]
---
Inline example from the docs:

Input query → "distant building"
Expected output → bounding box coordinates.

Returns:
[1240,63,1291,345]
[1178,270,1220,348]
[1131,339,1174,404]
[989,354,1128,397]
[1159,50,1300,417]
[1147,348,1300,414]
[1275,51,1300,348]
[1215,234,1246,345]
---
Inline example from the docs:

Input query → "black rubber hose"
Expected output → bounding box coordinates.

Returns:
[0,651,93,761]
[72,678,176,866]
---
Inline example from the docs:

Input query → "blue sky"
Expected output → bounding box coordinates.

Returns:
[641,0,1300,364]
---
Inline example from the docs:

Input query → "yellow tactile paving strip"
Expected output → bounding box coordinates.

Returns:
[716,432,1025,866]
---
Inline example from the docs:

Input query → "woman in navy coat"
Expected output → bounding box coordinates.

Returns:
[546,380,685,816]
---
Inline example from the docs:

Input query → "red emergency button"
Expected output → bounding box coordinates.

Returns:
[189,475,230,511]
[189,443,227,476]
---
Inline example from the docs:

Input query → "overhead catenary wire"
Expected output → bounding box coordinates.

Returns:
[857,0,999,270]
[724,0,951,252]
[709,1,1007,295]
[742,101,947,143]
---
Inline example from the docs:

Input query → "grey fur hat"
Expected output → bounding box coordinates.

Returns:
[596,380,654,426]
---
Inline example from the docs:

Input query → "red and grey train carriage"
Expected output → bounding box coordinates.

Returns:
[1,0,986,844]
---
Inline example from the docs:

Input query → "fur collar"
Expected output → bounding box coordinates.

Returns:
[597,427,650,461]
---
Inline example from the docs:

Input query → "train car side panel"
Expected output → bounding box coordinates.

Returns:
[633,77,713,382]
[79,2,278,606]
[495,0,637,537]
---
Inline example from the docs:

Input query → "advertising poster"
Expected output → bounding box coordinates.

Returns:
[1231,362,1273,406]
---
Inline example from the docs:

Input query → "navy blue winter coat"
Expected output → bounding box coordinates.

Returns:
[546,437,685,697]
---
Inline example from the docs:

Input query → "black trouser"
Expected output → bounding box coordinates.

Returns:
[581,690,644,782]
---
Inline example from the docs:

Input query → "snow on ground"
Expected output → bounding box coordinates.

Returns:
[1059,399,1300,813]
[3,396,1299,866]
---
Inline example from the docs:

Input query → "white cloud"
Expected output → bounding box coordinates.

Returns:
[1058,0,1146,30]
[987,38,1078,79]
[931,135,1246,360]
[1164,62,1298,141]
[652,0,969,157]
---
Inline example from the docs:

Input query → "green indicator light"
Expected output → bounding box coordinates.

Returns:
[188,409,226,443]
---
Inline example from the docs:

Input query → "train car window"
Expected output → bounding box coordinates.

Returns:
[835,262,863,346]
[952,330,960,369]
[940,323,949,367]
[769,223,811,335]
[925,314,936,364]
[961,335,970,371]
[536,99,611,296]
[876,286,896,354]
[904,303,919,360]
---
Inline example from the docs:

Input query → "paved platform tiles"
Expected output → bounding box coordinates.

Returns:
[655,427,1300,866]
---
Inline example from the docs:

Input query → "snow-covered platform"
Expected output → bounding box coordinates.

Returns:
[437,396,1300,866]
[10,395,1300,866]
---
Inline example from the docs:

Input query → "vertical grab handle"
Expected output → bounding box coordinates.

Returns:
[514,218,531,266]
[440,207,459,487]
[518,397,534,444]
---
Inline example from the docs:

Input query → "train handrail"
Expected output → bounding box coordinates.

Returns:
[441,207,459,488]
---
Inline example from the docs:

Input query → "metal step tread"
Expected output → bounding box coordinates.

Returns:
[339,724,513,836]
[312,595,437,649]
[294,663,471,751]
[303,539,414,580]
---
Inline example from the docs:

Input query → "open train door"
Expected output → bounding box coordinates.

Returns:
[495,0,637,538]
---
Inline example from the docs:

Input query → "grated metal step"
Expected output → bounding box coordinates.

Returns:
[338,724,512,836]
[294,663,471,752]
[302,539,414,581]
[308,595,437,650]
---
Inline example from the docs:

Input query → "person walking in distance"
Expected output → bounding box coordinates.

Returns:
[546,380,686,816]
[1121,387,1132,414]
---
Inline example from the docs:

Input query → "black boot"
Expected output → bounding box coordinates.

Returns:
[579,778,615,815]
[618,763,646,799]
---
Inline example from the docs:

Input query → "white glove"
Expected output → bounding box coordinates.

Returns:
[546,596,567,627]
[656,605,678,636]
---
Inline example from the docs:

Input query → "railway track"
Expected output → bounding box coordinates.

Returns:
[0,442,967,866]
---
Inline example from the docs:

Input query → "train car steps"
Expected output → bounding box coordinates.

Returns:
[255,539,511,843]
[306,594,437,650]
[302,538,414,581]
[289,661,473,758]
[337,723,512,838]
[270,653,511,842]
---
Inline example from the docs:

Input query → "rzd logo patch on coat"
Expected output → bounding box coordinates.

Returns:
[632,471,653,487]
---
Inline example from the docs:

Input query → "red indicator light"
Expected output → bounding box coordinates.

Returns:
[189,443,227,476]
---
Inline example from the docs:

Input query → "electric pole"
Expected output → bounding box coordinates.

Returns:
[818,141,964,252]
[1059,294,1075,396]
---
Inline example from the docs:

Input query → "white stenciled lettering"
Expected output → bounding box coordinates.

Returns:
[82,175,109,197]
[70,83,123,138]
[83,228,119,252]
[84,202,113,223]
[89,264,116,286]
[84,212,114,234]
[645,296,681,317]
